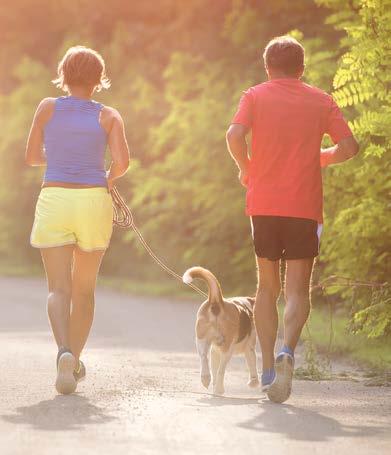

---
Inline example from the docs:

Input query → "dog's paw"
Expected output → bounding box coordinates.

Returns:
[247,377,260,388]
[213,385,225,396]
[201,374,211,388]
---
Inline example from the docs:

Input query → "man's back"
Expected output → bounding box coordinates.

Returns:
[232,78,352,222]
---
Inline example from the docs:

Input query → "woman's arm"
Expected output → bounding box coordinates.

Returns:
[101,107,130,190]
[25,98,55,166]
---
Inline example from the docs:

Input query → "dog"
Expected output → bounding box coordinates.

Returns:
[183,266,259,395]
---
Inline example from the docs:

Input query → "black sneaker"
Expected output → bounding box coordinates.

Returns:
[55,347,77,395]
[74,360,86,383]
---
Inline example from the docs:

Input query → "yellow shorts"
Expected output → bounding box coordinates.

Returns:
[30,187,113,251]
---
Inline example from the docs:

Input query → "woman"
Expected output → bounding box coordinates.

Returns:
[26,46,129,394]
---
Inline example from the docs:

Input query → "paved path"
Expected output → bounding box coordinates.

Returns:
[0,276,390,454]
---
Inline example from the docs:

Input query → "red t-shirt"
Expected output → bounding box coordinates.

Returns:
[231,79,352,223]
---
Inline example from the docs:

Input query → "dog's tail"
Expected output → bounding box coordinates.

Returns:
[182,266,223,304]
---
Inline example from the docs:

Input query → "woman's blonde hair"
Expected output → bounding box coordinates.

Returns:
[53,46,111,92]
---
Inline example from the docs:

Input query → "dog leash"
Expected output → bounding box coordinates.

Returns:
[110,187,208,298]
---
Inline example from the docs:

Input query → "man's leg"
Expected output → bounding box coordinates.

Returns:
[254,257,281,371]
[69,248,106,363]
[283,258,314,351]
[266,257,314,403]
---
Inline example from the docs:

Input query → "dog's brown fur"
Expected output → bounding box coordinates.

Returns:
[183,266,259,395]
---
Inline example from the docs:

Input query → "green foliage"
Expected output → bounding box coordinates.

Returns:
[352,287,391,338]
[315,0,391,337]
[304,304,391,371]
[0,0,389,339]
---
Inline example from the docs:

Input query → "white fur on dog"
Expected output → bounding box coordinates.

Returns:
[182,270,193,284]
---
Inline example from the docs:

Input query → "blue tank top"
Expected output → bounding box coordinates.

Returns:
[44,96,107,186]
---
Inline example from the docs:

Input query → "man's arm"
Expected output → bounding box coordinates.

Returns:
[320,136,359,168]
[226,124,250,187]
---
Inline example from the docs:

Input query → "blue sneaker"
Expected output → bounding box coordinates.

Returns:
[261,368,276,392]
[267,347,295,403]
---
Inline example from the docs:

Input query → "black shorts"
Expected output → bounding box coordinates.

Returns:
[251,216,321,261]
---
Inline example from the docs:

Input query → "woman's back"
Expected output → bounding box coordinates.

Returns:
[44,96,107,186]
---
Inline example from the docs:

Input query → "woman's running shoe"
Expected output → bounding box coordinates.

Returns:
[55,347,77,395]
[74,360,86,383]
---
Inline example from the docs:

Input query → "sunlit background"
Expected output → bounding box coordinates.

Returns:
[0,0,389,342]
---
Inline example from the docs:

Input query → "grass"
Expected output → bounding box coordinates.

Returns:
[303,303,391,372]
[0,260,205,300]
[98,275,203,301]
[0,262,42,277]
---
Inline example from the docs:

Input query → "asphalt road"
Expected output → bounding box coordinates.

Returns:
[0,276,390,455]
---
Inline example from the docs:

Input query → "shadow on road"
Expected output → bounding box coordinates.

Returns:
[238,400,388,442]
[1,395,115,431]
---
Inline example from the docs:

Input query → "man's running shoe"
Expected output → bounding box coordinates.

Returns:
[74,360,86,383]
[261,368,276,392]
[267,352,294,403]
[55,347,77,395]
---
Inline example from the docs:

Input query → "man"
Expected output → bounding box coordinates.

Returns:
[226,36,358,403]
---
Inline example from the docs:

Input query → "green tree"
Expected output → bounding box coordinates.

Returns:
[125,0,336,293]
[315,0,391,337]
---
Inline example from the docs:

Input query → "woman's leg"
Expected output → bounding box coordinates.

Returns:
[41,245,75,349]
[69,247,106,362]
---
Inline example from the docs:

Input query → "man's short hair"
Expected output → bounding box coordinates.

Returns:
[263,36,305,77]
